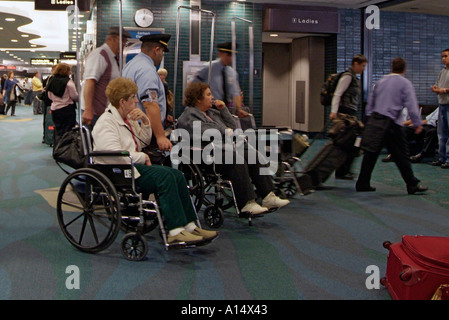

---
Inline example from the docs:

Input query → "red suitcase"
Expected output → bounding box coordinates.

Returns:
[381,235,449,300]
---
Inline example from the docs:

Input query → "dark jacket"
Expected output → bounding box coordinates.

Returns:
[177,105,237,140]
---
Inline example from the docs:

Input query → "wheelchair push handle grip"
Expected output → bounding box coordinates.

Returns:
[90,150,130,157]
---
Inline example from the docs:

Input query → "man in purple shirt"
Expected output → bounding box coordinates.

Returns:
[356,57,428,195]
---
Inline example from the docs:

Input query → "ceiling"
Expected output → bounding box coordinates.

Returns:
[1,0,449,72]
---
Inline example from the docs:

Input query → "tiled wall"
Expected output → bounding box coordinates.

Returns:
[96,0,263,124]
[370,10,447,106]
[337,9,448,107]
[94,2,449,127]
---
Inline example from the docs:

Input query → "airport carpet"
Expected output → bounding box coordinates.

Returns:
[1,105,449,300]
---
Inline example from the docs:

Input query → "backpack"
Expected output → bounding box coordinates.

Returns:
[320,72,344,106]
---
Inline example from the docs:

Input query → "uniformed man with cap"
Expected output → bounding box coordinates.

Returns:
[194,41,248,118]
[82,26,132,127]
[122,33,172,151]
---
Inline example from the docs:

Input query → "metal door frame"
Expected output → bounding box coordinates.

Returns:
[231,17,254,111]
[173,5,216,120]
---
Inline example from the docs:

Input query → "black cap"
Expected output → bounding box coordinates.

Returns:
[107,27,132,38]
[217,41,237,53]
[139,33,171,52]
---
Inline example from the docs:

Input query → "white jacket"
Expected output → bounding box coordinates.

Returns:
[92,104,152,178]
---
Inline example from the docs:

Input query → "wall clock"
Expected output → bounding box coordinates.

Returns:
[134,8,154,28]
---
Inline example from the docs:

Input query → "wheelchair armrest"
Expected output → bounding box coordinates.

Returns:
[89,150,130,157]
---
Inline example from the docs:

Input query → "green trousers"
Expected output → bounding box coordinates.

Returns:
[135,164,197,231]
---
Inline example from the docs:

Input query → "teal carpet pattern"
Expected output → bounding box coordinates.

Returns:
[1,105,449,300]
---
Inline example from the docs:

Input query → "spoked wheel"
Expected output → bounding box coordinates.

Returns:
[120,197,159,235]
[203,205,224,229]
[121,232,148,261]
[279,180,298,198]
[56,168,121,253]
[178,163,204,212]
[202,183,235,211]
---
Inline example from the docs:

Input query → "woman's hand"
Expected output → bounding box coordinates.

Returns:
[144,153,152,166]
[214,99,226,110]
[127,108,149,125]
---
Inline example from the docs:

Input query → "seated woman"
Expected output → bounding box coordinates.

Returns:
[92,77,217,245]
[177,82,289,215]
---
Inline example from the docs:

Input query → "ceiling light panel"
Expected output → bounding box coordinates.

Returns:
[0,1,69,51]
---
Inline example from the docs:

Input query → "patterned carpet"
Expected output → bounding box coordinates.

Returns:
[1,104,448,300]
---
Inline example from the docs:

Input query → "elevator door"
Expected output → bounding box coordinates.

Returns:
[262,43,290,127]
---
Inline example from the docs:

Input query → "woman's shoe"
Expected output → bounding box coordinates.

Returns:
[241,200,269,215]
[262,192,290,209]
[191,228,218,241]
[167,231,203,244]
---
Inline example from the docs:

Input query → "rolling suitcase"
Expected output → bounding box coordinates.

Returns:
[297,141,347,190]
[44,106,55,146]
[381,235,449,300]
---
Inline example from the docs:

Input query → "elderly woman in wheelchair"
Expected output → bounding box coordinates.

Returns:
[176,82,289,216]
[91,77,217,246]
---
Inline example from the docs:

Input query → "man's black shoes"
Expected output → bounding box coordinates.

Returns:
[356,184,376,192]
[407,184,428,195]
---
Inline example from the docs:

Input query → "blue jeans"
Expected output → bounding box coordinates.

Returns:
[437,104,449,162]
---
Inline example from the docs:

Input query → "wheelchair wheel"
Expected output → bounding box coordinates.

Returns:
[120,198,159,235]
[121,232,148,261]
[57,168,121,253]
[279,180,297,198]
[204,205,224,229]
[178,163,204,212]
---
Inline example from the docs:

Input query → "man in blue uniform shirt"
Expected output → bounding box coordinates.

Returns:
[122,33,172,151]
[356,57,428,195]
[194,42,248,118]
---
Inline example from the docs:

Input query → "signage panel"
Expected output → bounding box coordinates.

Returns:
[60,52,77,60]
[35,0,90,12]
[30,58,59,66]
[263,8,340,34]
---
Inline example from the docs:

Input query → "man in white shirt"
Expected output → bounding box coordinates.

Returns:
[82,26,131,128]
[329,54,367,180]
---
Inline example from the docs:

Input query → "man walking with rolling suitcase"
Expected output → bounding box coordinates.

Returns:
[330,54,367,180]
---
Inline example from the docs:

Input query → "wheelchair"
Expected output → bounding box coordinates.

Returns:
[172,119,284,228]
[55,126,208,261]
[172,144,252,229]
[232,111,305,198]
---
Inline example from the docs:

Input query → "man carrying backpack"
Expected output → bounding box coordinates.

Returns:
[329,54,368,180]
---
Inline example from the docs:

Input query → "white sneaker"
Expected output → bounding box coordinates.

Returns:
[262,192,290,209]
[241,200,269,215]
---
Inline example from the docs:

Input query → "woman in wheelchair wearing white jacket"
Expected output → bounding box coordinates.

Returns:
[177,81,290,215]
[92,77,217,245]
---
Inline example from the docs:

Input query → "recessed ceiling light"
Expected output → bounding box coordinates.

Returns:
[21,34,29,38]
[0,27,3,30]
[5,18,16,22]
[30,44,37,47]
[11,39,18,42]
[270,34,279,37]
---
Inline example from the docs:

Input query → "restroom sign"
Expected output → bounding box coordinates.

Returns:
[35,0,90,11]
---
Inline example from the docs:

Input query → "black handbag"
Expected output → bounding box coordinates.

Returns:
[53,127,86,169]
[142,145,167,165]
